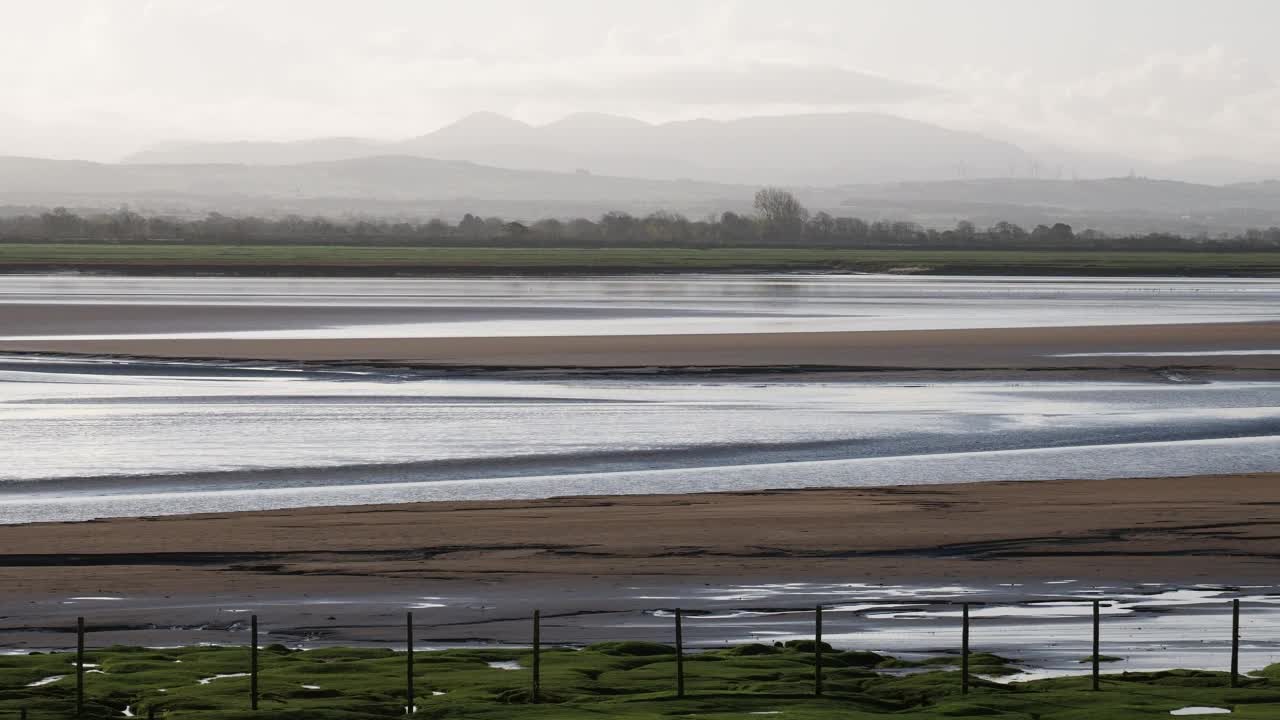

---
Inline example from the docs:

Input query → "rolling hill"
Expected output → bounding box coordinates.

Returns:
[126,111,1033,186]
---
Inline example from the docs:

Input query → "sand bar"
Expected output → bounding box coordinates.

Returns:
[2,321,1279,369]
[2,474,1278,602]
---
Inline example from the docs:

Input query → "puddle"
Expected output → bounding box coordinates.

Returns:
[198,673,250,684]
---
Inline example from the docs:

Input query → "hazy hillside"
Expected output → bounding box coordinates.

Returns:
[127,137,385,165]
[125,111,1033,186]
[6,155,1280,233]
[124,111,1280,188]
[844,177,1277,213]
[837,177,1280,234]
[0,155,753,219]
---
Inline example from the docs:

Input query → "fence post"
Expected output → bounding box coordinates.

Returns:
[1231,599,1240,688]
[814,605,824,697]
[531,610,541,703]
[148,706,156,719]
[406,611,415,715]
[960,603,970,695]
[76,616,85,719]
[250,614,259,711]
[1092,600,1101,691]
[675,608,685,698]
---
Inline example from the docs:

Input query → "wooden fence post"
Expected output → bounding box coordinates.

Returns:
[406,611,415,715]
[532,610,541,703]
[814,605,824,697]
[1092,600,1101,691]
[675,608,685,697]
[961,603,970,695]
[76,616,85,719]
[250,614,259,711]
[1231,599,1240,688]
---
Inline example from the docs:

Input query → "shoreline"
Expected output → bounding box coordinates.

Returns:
[5,245,1280,277]
[1,474,1277,652]
[3,321,1279,370]
[7,348,1280,380]
[6,264,1280,278]
[3,473,1277,587]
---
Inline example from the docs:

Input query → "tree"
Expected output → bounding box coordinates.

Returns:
[502,221,529,239]
[424,218,451,239]
[833,216,868,244]
[40,207,81,239]
[988,221,1028,245]
[458,213,486,240]
[805,211,836,243]
[531,218,564,243]
[1031,222,1074,245]
[753,187,808,242]
[600,211,639,244]
[718,211,758,245]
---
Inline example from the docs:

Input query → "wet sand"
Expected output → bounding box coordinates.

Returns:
[2,474,1277,651]
[3,474,1278,600]
[2,321,1279,370]
[0,302,737,337]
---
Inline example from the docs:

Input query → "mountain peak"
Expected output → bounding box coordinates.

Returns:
[541,112,651,131]
[445,111,531,132]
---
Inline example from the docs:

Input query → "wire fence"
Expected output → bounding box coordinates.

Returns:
[1,598,1263,719]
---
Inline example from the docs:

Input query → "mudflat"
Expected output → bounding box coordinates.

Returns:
[2,321,1279,369]
[2,474,1278,604]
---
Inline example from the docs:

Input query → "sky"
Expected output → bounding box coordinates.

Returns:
[2,0,1279,165]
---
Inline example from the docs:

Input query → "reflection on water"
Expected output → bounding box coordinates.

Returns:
[3,581,1275,680]
[2,356,1280,522]
[3,274,1280,339]
[681,582,1280,680]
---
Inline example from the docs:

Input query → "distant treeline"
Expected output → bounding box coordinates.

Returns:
[3,194,1280,252]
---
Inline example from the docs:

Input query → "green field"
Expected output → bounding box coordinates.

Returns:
[3,642,1277,719]
[3,243,1280,276]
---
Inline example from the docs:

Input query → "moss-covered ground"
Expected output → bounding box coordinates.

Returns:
[2,641,1278,719]
[3,243,1280,277]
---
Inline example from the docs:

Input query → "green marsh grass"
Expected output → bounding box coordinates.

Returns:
[2,642,1278,718]
[3,243,1280,276]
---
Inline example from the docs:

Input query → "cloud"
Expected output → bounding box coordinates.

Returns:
[903,46,1280,163]
[3,2,1280,169]
[443,60,936,106]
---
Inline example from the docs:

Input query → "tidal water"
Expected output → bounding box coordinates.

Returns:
[2,355,1280,523]
[4,275,1278,683]
[8,581,1278,679]
[3,273,1280,339]
[2,273,1280,523]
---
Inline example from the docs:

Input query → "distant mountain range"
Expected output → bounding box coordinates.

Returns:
[0,154,753,220]
[124,111,1035,186]
[124,111,1280,188]
[837,177,1280,235]
[2,110,1278,234]
[4,154,1280,234]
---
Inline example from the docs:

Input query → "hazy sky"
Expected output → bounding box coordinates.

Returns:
[3,0,1279,163]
